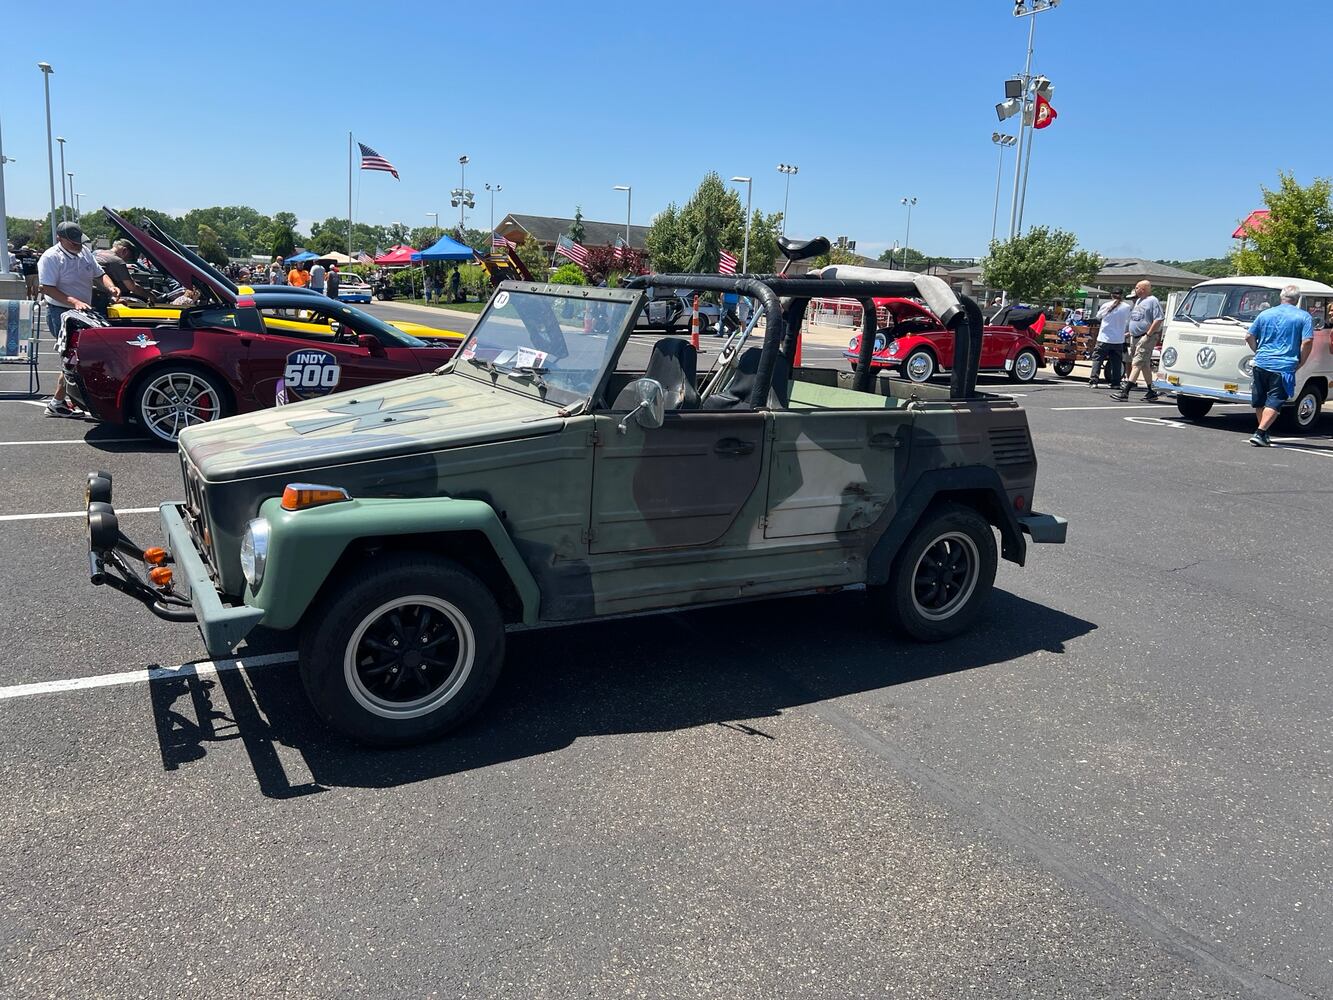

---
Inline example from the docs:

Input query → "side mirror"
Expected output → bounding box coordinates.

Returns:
[616,378,665,434]
[358,333,386,356]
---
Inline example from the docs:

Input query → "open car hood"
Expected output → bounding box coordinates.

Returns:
[103,207,235,305]
[179,369,563,483]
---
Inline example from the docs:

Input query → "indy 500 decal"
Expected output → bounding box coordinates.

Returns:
[282,349,342,400]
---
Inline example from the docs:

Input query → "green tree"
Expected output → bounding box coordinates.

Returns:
[645,203,687,273]
[743,210,782,274]
[550,262,587,285]
[515,234,550,281]
[1158,257,1232,279]
[411,226,444,252]
[568,206,585,245]
[982,226,1101,304]
[812,247,863,268]
[386,222,411,246]
[1231,172,1333,282]
[681,172,744,273]
[196,223,228,266]
[878,246,928,269]
[266,211,300,259]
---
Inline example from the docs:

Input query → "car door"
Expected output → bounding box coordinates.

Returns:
[242,304,420,406]
[980,326,1020,370]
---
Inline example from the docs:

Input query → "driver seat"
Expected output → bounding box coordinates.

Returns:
[615,337,699,411]
[778,236,832,263]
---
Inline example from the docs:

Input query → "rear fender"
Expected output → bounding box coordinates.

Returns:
[866,467,1027,582]
[250,496,541,631]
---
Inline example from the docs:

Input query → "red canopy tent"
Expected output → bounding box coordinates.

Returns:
[1232,210,1269,240]
[373,245,419,265]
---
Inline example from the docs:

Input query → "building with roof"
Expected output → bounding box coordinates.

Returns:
[946,256,1209,300]
[495,213,651,251]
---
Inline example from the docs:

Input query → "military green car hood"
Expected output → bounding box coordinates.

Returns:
[180,370,565,482]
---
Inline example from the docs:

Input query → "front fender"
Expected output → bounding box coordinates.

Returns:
[250,496,541,630]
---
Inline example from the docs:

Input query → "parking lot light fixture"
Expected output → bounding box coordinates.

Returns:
[67,171,74,223]
[426,212,438,235]
[612,185,631,245]
[56,136,67,222]
[75,193,85,222]
[900,197,917,270]
[0,113,13,274]
[990,133,1017,245]
[777,164,798,236]
[486,183,502,231]
[38,63,56,245]
[730,176,752,273]
[1006,0,1061,240]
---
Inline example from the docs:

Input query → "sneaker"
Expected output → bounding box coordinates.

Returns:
[1249,430,1272,447]
[1088,378,1099,388]
[1143,389,1160,402]
[43,398,78,418]
[1110,389,1130,401]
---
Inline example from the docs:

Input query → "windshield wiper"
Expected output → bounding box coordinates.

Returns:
[1211,316,1249,327]
[506,365,549,380]
[1175,313,1201,327]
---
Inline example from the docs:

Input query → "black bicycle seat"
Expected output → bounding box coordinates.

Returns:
[777,236,831,262]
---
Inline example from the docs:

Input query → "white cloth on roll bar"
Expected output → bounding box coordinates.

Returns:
[814,265,964,326]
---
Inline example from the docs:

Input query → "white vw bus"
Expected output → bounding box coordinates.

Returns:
[1155,275,1333,431]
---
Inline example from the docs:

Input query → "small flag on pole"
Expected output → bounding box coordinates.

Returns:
[358,142,400,179]
[492,231,516,250]
[1033,95,1057,130]
[613,235,628,262]
[718,249,739,275]
[555,234,590,266]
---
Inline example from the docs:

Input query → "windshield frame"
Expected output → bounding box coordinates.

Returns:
[452,281,645,407]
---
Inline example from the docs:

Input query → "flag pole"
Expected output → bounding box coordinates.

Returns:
[347,132,354,258]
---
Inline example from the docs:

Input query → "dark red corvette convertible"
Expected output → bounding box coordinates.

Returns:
[63,214,458,443]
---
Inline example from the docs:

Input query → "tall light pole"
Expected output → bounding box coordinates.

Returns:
[1006,0,1060,240]
[38,63,56,245]
[75,193,85,222]
[990,133,1017,245]
[485,182,502,231]
[777,164,798,236]
[612,185,631,245]
[900,197,917,269]
[450,155,474,231]
[56,137,67,222]
[0,113,13,275]
[67,171,74,222]
[730,176,752,273]
[426,212,438,235]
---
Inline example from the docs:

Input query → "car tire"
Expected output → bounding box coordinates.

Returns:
[298,554,505,747]
[132,364,231,445]
[1175,396,1213,421]
[1008,349,1040,383]
[1052,359,1075,378]
[871,503,997,642]
[1280,383,1324,433]
[901,348,937,383]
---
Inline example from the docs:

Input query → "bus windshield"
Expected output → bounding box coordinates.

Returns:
[1175,285,1278,325]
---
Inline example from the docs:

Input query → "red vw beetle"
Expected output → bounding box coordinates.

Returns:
[843,298,1048,384]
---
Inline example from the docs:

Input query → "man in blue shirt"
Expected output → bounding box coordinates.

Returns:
[1246,284,1313,447]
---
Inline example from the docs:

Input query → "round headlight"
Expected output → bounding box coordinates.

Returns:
[1162,346,1178,368]
[1240,355,1254,378]
[848,336,859,351]
[240,518,270,590]
[887,340,900,356]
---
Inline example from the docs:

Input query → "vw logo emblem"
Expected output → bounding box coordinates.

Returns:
[1197,346,1217,369]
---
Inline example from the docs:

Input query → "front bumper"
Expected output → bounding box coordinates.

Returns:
[86,483,264,657]
[1153,379,1250,402]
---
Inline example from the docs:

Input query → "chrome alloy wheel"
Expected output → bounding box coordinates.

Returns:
[140,371,222,442]
[905,351,935,383]
[344,595,475,720]
[910,531,981,622]
[1013,351,1038,381]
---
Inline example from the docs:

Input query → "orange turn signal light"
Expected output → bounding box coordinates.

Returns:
[143,547,167,565]
[149,566,174,588]
[281,484,351,511]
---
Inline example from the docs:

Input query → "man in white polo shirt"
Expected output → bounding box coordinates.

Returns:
[37,220,120,417]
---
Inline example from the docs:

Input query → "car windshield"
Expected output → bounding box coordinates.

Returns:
[1175,285,1279,325]
[455,288,634,404]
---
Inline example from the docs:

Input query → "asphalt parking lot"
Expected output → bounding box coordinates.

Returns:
[2,337,1331,999]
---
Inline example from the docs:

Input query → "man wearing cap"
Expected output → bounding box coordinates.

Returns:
[38,220,120,417]
[94,239,154,307]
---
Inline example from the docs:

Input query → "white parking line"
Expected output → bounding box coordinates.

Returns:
[0,652,298,701]
[1051,402,1252,411]
[0,438,140,446]
[0,507,155,522]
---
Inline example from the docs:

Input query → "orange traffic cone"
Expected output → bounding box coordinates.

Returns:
[793,330,803,367]
[690,294,701,349]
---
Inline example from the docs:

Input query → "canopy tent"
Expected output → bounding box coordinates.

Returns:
[285,250,319,263]
[411,234,476,262]
[316,250,355,265]
[374,245,419,265]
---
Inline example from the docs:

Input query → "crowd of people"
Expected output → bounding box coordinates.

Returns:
[265,257,342,298]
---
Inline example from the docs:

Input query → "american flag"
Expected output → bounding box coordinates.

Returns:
[358,142,399,180]
[613,235,628,262]
[718,249,739,275]
[555,234,589,266]
[492,231,516,250]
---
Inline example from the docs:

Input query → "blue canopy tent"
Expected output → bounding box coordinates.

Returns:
[284,250,319,263]
[411,234,476,261]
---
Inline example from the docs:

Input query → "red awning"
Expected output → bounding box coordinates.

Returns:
[373,245,420,265]
[1232,210,1269,239]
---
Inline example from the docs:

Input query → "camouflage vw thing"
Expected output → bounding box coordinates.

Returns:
[86,249,1066,745]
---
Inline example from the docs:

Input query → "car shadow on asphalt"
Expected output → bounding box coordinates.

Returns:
[146,588,1096,798]
[81,421,168,453]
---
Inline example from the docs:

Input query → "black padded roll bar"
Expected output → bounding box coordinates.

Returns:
[855,300,878,393]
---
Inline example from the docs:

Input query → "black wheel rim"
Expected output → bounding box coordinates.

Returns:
[910,532,980,622]
[344,596,475,719]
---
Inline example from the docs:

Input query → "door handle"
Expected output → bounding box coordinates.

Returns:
[715,438,755,456]
[869,432,900,449]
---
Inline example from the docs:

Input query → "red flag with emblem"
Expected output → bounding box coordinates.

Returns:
[1034,94,1057,129]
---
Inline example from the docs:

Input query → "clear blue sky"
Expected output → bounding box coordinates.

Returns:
[3,0,1330,261]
